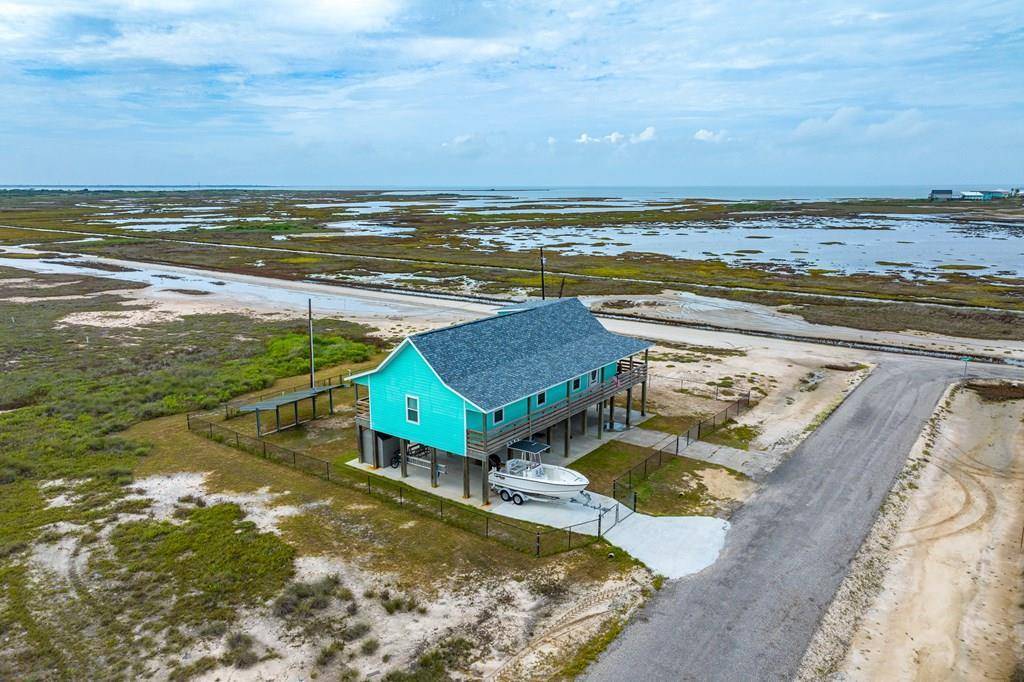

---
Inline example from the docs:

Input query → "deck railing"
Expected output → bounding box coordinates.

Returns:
[355,397,369,420]
[465,362,647,457]
[353,359,648,457]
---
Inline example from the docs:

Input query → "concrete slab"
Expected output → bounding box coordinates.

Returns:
[612,426,783,478]
[683,441,783,480]
[604,514,729,579]
[491,491,623,536]
[492,490,729,580]
[616,426,676,449]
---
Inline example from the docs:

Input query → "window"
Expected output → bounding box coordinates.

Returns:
[590,369,599,382]
[536,391,546,407]
[405,395,420,424]
[493,408,505,424]
[571,376,582,391]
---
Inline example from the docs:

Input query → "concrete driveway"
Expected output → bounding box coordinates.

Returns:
[492,491,729,578]
[586,357,1024,682]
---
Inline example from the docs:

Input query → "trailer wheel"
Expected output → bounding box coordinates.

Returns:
[512,493,524,506]
[499,489,511,502]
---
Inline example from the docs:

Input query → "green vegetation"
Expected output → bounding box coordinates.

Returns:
[0,269,376,485]
[5,190,1023,334]
[108,504,295,623]
[639,412,703,434]
[383,637,473,681]
[703,421,761,450]
[570,441,747,516]
[552,617,624,680]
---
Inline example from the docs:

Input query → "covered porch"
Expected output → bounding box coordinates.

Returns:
[351,403,646,506]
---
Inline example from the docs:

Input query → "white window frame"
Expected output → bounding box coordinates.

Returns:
[571,376,582,391]
[405,394,420,424]
[536,391,547,407]
[590,369,599,382]
[493,407,505,425]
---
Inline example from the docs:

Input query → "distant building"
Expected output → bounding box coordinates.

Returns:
[929,189,953,201]
[961,189,1009,201]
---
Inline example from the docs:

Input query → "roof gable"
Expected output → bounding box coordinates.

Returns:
[409,298,650,411]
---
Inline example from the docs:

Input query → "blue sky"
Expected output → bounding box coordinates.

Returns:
[1,1,1021,186]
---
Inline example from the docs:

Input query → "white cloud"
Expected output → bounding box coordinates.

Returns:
[440,132,486,157]
[576,127,655,145]
[792,107,929,144]
[865,109,929,139]
[631,126,656,143]
[693,128,726,143]
[792,106,863,140]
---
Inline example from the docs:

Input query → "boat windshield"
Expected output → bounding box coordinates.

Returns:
[505,458,542,477]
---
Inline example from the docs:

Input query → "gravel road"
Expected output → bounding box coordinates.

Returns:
[586,357,1024,682]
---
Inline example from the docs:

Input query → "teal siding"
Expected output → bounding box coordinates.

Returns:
[364,344,467,456]
[465,364,618,430]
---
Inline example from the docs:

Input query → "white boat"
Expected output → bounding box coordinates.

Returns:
[489,448,589,504]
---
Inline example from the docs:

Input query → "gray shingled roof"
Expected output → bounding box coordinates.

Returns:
[410,298,650,411]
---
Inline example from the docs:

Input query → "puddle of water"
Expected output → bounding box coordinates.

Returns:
[465,216,1024,277]
[322,221,415,237]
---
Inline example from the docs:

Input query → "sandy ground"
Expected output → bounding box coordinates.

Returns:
[27,471,650,681]
[642,334,873,467]
[833,384,1024,680]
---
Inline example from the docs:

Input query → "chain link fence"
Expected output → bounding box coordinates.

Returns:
[612,391,753,510]
[186,412,610,557]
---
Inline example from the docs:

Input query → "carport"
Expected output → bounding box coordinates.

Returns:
[236,385,340,436]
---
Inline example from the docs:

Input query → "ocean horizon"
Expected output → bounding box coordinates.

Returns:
[1,184,1016,201]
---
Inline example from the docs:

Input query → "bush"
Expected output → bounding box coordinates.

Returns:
[221,632,258,669]
[360,638,379,655]
[273,575,343,619]
[341,621,370,642]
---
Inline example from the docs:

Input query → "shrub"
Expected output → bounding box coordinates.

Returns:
[360,638,379,655]
[221,632,258,669]
[341,621,370,642]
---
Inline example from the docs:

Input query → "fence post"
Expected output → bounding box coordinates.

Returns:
[598,512,602,537]
[485,517,489,537]
[675,435,679,455]
[632,491,637,512]
[262,441,267,457]
[535,533,541,557]
[568,528,572,549]
[399,487,403,505]
[367,477,371,495]
[186,413,191,430]
[292,451,296,467]
[235,433,239,448]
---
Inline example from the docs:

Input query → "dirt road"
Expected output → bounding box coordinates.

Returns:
[585,358,1024,682]
[838,384,1024,679]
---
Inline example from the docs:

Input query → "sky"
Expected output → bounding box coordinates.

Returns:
[1,1,1021,187]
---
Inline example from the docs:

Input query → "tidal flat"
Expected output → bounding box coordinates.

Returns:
[2,188,1023,336]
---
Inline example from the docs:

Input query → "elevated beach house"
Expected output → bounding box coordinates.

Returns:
[350,298,651,503]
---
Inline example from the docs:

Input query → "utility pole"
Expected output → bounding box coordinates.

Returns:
[308,299,316,388]
[539,246,546,300]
